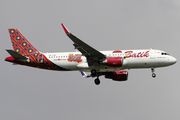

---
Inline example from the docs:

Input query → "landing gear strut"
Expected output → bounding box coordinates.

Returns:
[151,67,156,78]
[91,69,101,85]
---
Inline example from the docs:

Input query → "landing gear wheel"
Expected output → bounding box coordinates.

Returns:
[91,69,96,76]
[152,73,156,78]
[94,78,100,85]
[151,67,156,78]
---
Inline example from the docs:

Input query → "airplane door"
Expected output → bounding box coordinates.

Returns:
[150,49,156,59]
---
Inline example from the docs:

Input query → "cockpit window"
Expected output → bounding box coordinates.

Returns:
[161,53,169,55]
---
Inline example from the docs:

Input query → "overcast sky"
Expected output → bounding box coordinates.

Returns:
[0,0,180,120]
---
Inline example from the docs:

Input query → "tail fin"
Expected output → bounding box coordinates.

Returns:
[6,29,68,71]
[8,29,38,55]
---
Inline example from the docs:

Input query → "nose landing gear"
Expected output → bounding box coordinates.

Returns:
[151,67,156,78]
[152,73,156,78]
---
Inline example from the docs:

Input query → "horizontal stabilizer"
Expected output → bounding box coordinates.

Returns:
[6,49,27,60]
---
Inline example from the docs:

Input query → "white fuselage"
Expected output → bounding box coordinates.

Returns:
[5,27,177,85]
[43,49,177,72]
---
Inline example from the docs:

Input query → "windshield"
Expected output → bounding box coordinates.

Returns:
[161,53,169,55]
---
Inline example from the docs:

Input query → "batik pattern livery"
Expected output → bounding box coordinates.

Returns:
[8,29,67,70]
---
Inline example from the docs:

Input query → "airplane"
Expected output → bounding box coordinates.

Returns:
[5,24,177,85]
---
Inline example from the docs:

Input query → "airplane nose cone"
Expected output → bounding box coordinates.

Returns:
[170,56,177,65]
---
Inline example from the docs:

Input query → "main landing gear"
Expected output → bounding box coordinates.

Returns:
[91,69,96,76]
[151,67,156,78]
[91,69,100,85]
[94,78,100,85]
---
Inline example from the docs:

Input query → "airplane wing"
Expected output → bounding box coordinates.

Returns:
[61,24,106,66]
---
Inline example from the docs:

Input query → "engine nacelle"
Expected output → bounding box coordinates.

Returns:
[105,71,128,81]
[106,57,123,67]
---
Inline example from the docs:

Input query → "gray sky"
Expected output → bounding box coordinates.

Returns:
[0,0,180,120]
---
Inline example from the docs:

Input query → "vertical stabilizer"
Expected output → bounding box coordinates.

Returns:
[8,29,38,55]
[6,28,67,71]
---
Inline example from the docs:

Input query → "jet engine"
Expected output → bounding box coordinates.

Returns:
[106,57,123,67]
[105,71,128,81]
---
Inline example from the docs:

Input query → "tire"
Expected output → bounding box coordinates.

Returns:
[152,73,156,78]
[94,78,100,85]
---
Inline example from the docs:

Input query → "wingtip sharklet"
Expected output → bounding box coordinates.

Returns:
[61,23,70,34]
[80,71,87,77]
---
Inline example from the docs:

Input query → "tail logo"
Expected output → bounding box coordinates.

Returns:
[10,29,15,34]
[7,28,68,71]
[15,48,20,53]
[22,42,27,47]
[16,36,21,40]
[28,49,33,53]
